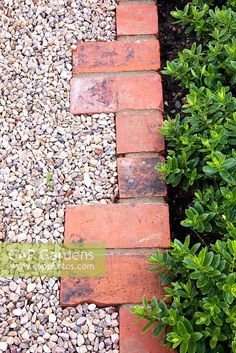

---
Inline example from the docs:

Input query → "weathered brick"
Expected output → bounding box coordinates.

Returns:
[60,252,166,306]
[73,40,160,74]
[116,112,164,154]
[119,307,174,353]
[64,203,170,248]
[70,73,163,115]
[117,4,158,36]
[118,156,167,198]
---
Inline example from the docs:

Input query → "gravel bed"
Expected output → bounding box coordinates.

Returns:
[0,1,118,352]
[0,278,119,353]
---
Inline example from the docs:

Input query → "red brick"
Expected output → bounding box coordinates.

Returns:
[60,252,166,306]
[116,112,164,154]
[64,203,170,248]
[118,156,167,198]
[73,40,160,74]
[70,73,163,115]
[117,4,158,36]
[119,307,174,353]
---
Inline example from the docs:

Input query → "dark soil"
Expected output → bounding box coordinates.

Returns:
[158,0,214,246]
[158,0,193,118]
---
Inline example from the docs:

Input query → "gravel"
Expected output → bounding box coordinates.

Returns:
[0,0,119,351]
[0,0,118,244]
[0,278,119,353]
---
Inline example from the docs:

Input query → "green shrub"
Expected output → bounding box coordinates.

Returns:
[158,1,236,238]
[132,236,236,353]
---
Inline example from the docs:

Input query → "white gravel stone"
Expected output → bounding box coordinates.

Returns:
[27,283,36,292]
[88,332,96,342]
[9,282,17,292]
[111,333,119,343]
[77,334,85,346]
[22,330,30,341]
[20,315,29,325]
[0,342,8,351]
[12,308,22,317]
[88,303,96,311]
[79,346,88,353]
[77,317,87,326]
[48,313,57,323]
[33,208,43,219]
[43,344,51,353]
[83,173,92,188]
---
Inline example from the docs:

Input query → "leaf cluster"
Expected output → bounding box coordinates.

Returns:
[133,236,236,353]
[158,1,236,238]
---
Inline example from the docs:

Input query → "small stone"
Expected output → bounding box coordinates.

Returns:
[9,282,17,292]
[105,315,112,326]
[111,319,118,327]
[104,328,113,337]
[83,173,92,187]
[43,344,51,353]
[20,315,28,325]
[26,293,33,301]
[12,308,22,316]
[111,333,119,343]
[33,208,43,218]
[18,233,27,242]
[47,279,55,288]
[99,342,104,350]
[88,304,96,311]
[27,283,36,292]
[22,330,30,341]
[6,337,14,345]
[63,184,70,192]
[81,324,89,334]
[77,334,85,346]
[94,136,102,144]
[50,335,58,342]
[88,333,95,342]
[48,314,56,323]
[0,342,8,351]
[79,346,87,353]
[69,331,77,339]
[59,333,69,340]
[77,317,86,326]
[43,333,50,340]
[175,100,181,109]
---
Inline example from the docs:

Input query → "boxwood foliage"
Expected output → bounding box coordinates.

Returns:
[132,236,236,353]
[133,1,236,352]
[158,0,236,238]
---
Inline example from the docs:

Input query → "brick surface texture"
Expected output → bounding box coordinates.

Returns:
[60,252,166,307]
[70,73,163,115]
[116,111,164,154]
[62,2,173,352]
[116,4,158,36]
[64,204,170,249]
[117,156,167,198]
[73,40,160,74]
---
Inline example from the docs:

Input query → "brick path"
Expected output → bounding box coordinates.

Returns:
[61,1,172,352]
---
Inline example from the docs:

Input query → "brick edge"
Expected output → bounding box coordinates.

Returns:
[64,1,172,352]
